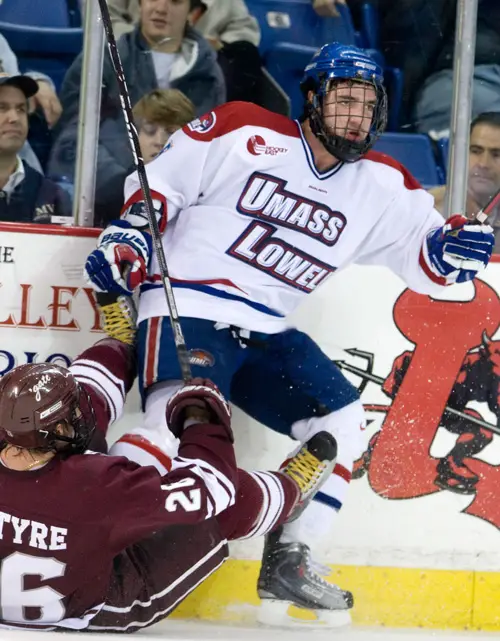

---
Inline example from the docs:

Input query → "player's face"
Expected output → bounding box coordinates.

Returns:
[468,123,500,203]
[0,86,28,155]
[140,0,190,45]
[138,120,177,163]
[322,80,376,143]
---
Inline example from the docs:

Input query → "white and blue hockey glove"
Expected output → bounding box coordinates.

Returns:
[422,214,494,285]
[84,220,152,295]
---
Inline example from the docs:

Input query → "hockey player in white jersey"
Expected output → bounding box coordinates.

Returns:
[85,43,494,625]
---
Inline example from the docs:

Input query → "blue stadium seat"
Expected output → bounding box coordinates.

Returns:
[0,0,72,27]
[266,43,315,119]
[0,22,83,91]
[359,2,379,50]
[248,0,402,131]
[373,133,445,187]
[66,0,83,28]
[246,0,357,57]
[354,3,404,131]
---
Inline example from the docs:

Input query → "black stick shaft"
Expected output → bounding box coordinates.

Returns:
[96,0,191,381]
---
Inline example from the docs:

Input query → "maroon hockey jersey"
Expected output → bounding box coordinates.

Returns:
[0,339,237,631]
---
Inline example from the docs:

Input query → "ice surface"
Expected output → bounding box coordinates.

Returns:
[0,622,496,641]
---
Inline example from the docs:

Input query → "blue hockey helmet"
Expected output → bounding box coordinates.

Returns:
[301,42,387,162]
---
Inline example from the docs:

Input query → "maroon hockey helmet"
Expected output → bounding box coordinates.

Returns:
[0,363,96,453]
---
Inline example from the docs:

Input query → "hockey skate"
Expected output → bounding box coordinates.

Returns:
[96,293,137,346]
[257,432,353,628]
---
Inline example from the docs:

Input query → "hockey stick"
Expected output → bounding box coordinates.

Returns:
[95,0,192,382]
[475,185,500,223]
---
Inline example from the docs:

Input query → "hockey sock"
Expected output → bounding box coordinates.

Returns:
[279,463,352,548]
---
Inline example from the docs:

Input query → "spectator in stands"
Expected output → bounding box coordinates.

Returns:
[94,88,195,227]
[135,89,195,160]
[429,112,500,252]
[49,0,224,210]
[0,34,62,173]
[379,0,500,135]
[312,0,347,17]
[193,0,263,104]
[103,0,262,104]
[0,74,71,224]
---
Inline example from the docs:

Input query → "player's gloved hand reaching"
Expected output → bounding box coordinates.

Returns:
[422,215,494,285]
[84,220,152,295]
[166,378,233,441]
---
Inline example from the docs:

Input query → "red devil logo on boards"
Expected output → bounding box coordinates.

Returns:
[348,279,500,528]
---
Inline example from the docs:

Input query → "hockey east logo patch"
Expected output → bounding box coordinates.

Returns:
[247,135,288,157]
[188,349,215,368]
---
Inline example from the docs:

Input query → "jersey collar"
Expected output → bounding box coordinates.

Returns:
[296,120,344,181]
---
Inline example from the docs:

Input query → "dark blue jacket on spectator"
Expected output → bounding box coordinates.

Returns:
[380,0,500,127]
[0,160,72,223]
[47,24,225,211]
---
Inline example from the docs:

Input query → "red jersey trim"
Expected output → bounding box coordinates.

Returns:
[117,433,172,472]
[419,248,449,286]
[183,101,301,143]
[363,150,422,191]
[146,273,246,294]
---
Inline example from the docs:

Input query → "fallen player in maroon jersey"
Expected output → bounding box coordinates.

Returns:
[0,326,338,632]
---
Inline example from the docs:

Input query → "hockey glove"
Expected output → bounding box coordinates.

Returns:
[84,220,152,295]
[422,215,494,285]
[166,378,233,441]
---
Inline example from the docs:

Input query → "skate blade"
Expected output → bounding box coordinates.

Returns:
[257,599,352,628]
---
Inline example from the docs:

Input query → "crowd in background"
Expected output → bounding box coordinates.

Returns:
[1,0,500,248]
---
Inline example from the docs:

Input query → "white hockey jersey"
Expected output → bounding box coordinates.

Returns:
[122,101,446,334]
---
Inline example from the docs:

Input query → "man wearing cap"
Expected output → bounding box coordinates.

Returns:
[0,74,71,224]
[0,33,62,172]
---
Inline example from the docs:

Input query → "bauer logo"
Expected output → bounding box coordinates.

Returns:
[247,135,288,157]
[188,349,215,368]
[188,112,216,134]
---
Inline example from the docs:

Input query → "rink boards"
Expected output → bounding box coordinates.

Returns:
[3,223,500,630]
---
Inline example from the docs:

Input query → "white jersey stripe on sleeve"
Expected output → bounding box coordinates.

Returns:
[174,455,236,504]
[170,457,235,517]
[236,472,270,540]
[255,471,285,534]
[72,374,117,425]
[237,471,285,540]
[72,358,125,396]
[70,363,125,424]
